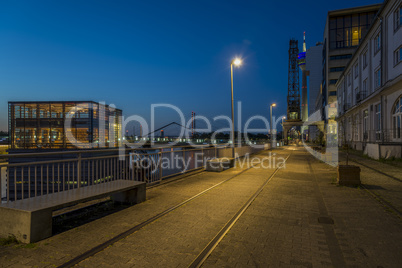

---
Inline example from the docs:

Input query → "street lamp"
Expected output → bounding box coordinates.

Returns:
[281,116,286,143]
[270,103,276,149]
[230,58,242,158]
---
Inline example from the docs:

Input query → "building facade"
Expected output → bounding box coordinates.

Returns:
[8,101,122,149]
[305,43,324,141]
[336,0,402,159]
[316,4,381,135]
[306,43,324,117]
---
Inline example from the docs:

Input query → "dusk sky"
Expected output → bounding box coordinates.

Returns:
[0,0,382,133]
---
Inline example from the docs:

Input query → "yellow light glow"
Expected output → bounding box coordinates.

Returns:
[271,103,276,107]
[233,58,242,66]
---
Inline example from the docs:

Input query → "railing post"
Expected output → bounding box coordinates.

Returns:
[0,166,5,203]
[201,147,204,167]
[182,149,185,172]
[159,151,162,182]
[77,153,81,189]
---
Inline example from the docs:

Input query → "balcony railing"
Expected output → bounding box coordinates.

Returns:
[347,129,402,143]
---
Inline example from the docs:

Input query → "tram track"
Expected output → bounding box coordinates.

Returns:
[57,150,291,268]
[360,184,402,219]
[188,153,291,268]
[348,157,402,183]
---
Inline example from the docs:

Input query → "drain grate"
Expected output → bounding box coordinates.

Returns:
[318,216,334,224]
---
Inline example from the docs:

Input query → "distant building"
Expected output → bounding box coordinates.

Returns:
[305,42,324,141]
[336,0,402,159]
[8,101,122,149]
[316,4,381,135]
[306,43,323,117]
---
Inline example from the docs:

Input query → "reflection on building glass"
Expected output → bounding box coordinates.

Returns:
[329,12,376,49]
[8,101,122,149]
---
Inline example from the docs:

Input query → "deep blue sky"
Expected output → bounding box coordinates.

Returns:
[0,0,382,133]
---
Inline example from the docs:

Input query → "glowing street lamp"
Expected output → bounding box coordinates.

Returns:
[230,58,242,158]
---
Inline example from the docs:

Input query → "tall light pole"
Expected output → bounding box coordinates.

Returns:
[230,58,242,158]
[270,103,276,149]
[281,116,286,143]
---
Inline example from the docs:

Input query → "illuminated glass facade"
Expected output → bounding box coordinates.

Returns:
[8,101,122,149]
[329,11,377,49]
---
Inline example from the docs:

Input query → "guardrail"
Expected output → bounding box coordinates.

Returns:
[0,144,266,203]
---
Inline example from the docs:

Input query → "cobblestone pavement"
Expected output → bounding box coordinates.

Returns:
[0,149,287,267]
[204,148,402,268]
[0,147,401,268]
[339,152,402,213]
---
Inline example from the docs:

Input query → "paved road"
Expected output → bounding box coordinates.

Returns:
[0,146,401,267]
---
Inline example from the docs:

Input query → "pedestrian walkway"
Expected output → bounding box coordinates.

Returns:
[0,146,401,267]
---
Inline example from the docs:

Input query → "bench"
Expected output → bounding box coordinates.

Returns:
[0,180,146,243]
[205,158,235,172]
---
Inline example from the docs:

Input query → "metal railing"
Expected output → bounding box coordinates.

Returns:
[340,129,402,144]
[0,144,266,203]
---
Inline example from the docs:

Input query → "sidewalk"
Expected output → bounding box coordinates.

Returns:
[205,148,402,267]
[0,147,401,267]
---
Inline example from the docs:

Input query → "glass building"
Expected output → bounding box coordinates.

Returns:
[329,11,377,49]
[8,101,122,149]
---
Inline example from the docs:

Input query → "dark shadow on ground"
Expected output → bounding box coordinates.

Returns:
[52,201,132,235]
[362,184,385,190]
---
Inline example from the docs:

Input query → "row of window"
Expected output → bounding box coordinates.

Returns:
[329,12,377,49]
[342,96,402,141]
[330,67,345,72]
[329,54,352,60]
[329,79,338,85]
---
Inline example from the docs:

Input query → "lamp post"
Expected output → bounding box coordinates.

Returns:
[281,116,286,144]
[270,103,276,149]
[230,58,242,158]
